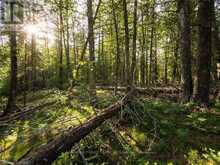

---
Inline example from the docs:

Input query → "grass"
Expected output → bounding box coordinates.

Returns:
[0,89,220,164]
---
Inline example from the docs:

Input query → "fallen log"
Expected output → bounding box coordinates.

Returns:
[15,89,135,165]
[0,101,56,124]
[96,86,182,95]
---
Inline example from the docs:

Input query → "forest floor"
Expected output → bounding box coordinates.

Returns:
[0,87,220,165]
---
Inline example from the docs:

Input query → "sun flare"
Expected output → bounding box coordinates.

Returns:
[23,22,56,46]
[24,24,40,35]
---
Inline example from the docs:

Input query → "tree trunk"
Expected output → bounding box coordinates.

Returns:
[6,30,17,114]
[23,34,28,107]
[172,35,179,83]
[122,0,131,87]
[194,0,212,106]
[31,34,36,90]
[73,0,102,86]
[65,15,71,80]
[212,0,220,80]
[164,46,168,84]
[153,34,158,83]
[140,5,146,87]
[149,1,156,84]
[87,0,96,95]
[58,4,64,89]
[131,0,138,86]
[112,0,121,95]
[178,0,193,102]
[31,12,37,90]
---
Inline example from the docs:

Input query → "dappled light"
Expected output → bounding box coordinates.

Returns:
[0,0,220,164]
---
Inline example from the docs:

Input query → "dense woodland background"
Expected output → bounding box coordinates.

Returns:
[0,0,220,164]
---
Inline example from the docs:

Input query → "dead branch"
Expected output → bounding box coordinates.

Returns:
[15,89,135,165]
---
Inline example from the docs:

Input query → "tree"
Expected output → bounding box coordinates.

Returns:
[122,0,131,87]
[140,3,147,87]
[31,12,37,90]
[177,0,193,102]
[112,0,121,94]
[212,0,220,80]
[131,0,138,86]
[194,0,212,106]
[63,0,71,80]
[87,0,96,95]
[58,1,64,89]
[149,0,156,84]
[5,30,17,114]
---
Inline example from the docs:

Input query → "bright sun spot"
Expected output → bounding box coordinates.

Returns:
[23,22,56,46]
[24,24,40,35]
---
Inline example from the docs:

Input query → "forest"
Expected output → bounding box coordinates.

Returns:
[0,0,220,164]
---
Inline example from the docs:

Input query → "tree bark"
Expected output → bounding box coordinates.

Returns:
[131,0,138,86]
[149,1,156,84]
[164,46,168,84]
[112,0,121,95]
[177,0,193,102]
[212,0,220,80]
[5,30,17,114]
[65,17,71,80]
[87,0,96,95]
[153,33,158,83]
[58,3,64,89]
[172,35,179,83]
[140,4,146,87]
[30,12,37,90]
[122,0,131,87]
[194,0,212,105]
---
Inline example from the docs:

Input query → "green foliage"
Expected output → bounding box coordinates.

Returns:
[0,45,10,96]
[1,90,220,164]
[186,149,220,165]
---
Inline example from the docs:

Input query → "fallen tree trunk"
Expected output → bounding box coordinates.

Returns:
[15,89,135,165]
[96,86,182,95]
[0,101,56,124]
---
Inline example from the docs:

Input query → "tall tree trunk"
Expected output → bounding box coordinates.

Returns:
[74,0,102,82]
[131,0,138,86]
[31,34,36,90]
[97,30,102,82]
[178,0,193,102]
[212,0,220,80]
[145,46,149,86]
[164,45,168,84]
[101,31,106,82]
[65,17,71,80]
[24,34,28,107]
[58,4,64,89]
[172,35,179,83]
[140,7,146,87]
[122,0,131,87]
[87,0,96,95]
[31,12,37,90]
[195,0,212,106]
[5,30,17,114]
[112,0,120,95]
[149,1,156,84]
[73,37,78,70]
[153,33,158,83]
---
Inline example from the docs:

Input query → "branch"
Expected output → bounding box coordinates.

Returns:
[15,89,136,165]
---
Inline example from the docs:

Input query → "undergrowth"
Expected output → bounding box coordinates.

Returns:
[0,89,220,165]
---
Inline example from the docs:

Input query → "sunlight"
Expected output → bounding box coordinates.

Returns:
[23,21,56,46]
[24,24,40,36]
